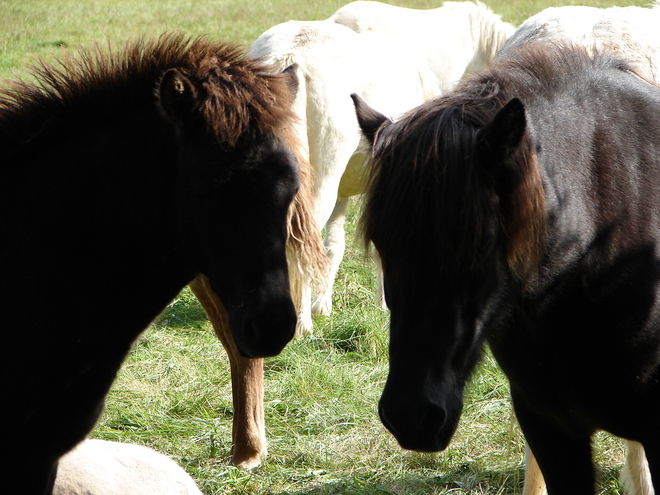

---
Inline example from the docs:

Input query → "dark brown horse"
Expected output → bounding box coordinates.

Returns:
[0,34,308,494]
[353,43,660,493]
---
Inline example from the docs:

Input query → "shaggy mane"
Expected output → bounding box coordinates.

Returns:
[362,43,637,283]
[0,34,296,148]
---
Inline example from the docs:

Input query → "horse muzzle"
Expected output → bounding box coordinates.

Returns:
[378,386,463,452]
[228,296,297,358]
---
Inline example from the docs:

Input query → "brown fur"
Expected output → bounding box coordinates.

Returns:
[1,35,294,146]
[505,134,546,284]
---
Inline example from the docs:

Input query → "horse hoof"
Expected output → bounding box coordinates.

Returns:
[233,455,263,471]
[311,298,332,316]
[294,314,314,338]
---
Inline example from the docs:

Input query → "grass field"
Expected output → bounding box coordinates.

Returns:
[0,0,653,493]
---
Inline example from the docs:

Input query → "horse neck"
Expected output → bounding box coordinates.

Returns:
[467,6,516,70]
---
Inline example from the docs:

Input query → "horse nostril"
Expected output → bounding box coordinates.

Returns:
[422,403,447,432]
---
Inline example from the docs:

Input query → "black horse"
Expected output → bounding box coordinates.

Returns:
[0,35,301,495]
[353,43,660,493]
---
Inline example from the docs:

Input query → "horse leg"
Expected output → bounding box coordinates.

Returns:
[290,247,314,337]
[189,275,266,470]
[638,438,660,494]
[513,394,595,494]
[522,438,651,495]
[373,248,387,310]
[620,440,653,495]
[312,196,349,316]
[523,443,547,495]
[297,281,314,337]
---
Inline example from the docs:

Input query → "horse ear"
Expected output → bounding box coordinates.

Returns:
[480,98,527,164]
[158,69,200,123]
[282,64,299,98]
[351,93,391,145]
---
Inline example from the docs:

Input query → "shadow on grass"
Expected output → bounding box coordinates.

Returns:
[267,467,528,495]
[155,287,209,330]
[269,465,624,495]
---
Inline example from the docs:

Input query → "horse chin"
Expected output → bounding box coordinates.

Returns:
[228,298,297,358]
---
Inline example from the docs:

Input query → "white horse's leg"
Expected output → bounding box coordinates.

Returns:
[312,196,349,315]
[523,443,548,495]
[621,440,654,495]
[523,439,653,495]
[373,248,387,310]
[295,278,314,336]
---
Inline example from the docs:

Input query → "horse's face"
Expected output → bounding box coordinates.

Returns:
[379,262,506,452]
[353,94,528,451]
[159,69,299,358]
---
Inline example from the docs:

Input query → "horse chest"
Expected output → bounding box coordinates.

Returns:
[490,279,660,435]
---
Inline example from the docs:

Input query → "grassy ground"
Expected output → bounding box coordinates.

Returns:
[92,203,628,495]
[0,0,652,493]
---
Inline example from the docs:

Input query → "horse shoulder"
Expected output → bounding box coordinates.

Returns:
[53,440,202,495]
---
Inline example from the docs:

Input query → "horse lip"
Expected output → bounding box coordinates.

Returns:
[393,428,453,453]
[379,397,458,453]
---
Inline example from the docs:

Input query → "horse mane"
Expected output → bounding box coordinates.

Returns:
[362,43,635,284]
[284,130,327,298]
[0,33,326,296]
[0,34,296,148]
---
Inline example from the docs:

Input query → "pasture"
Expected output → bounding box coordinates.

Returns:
[0,0,651,493]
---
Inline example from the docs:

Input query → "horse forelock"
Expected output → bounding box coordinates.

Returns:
[182,45,298,147]
[363,49,554,286]
[362,91,503,283]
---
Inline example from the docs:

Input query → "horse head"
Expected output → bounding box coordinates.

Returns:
[353,93,538,451]
[158,55,301,359]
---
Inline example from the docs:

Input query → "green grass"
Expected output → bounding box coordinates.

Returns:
[92,202,627,495]
[0,0,650,493]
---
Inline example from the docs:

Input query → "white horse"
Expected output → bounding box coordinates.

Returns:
[497,3,660,80]
[53,439,202,495]
[502,4,660,494]
[249,2,515,334]
[331,1,515,93]
[249,20,440,333]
